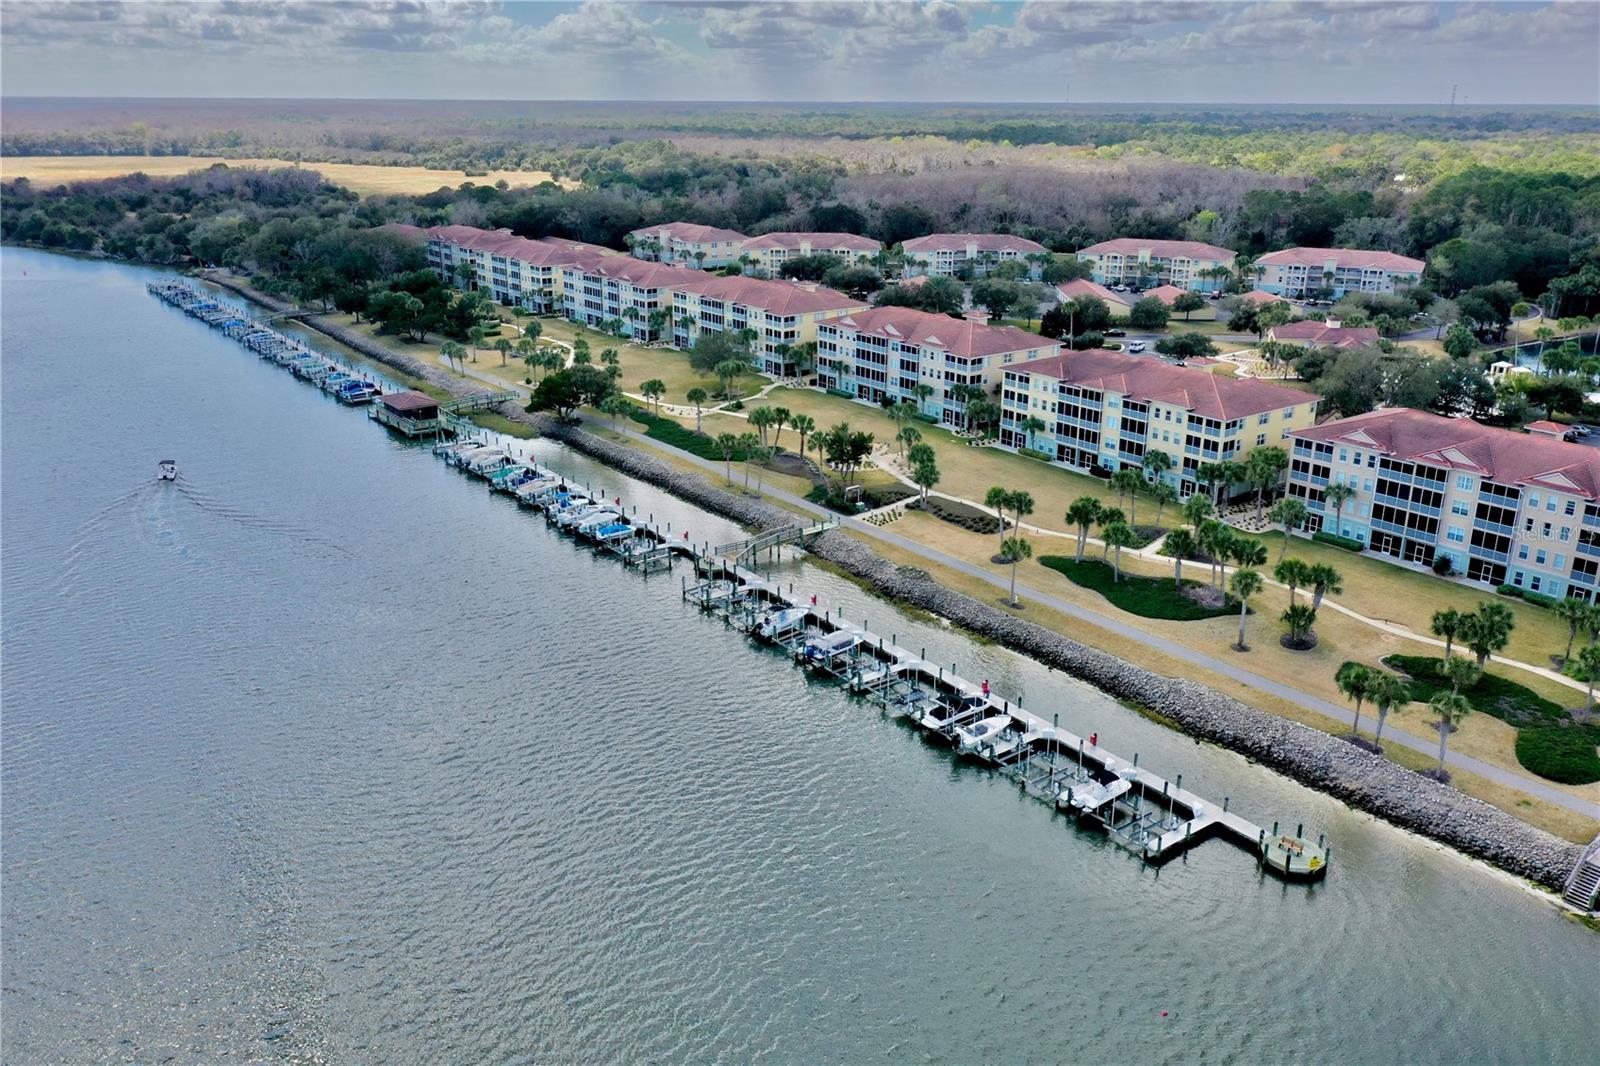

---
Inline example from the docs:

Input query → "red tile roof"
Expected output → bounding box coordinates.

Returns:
[630,221,748,245]
[1294,408,1600,499]
[1524,420,1569,436]
[1143,284,1190,306]
[741,231,881,253]
[564,256,701,289]
[1269,320,1380,348]
[672,274,866,316]
[1238,289,1287,306]
[425,225,592,268]
[1078,238,1236,261]
[822,306,1058,359]
[1055,278,1132,307]
[1010,348,1318,421]
[1255,246,1425,274]
[902,233,1047,254]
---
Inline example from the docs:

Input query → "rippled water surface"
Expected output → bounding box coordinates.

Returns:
[3,249,1596,1064]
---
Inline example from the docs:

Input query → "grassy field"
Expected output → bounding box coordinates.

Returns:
[1,155,576,195]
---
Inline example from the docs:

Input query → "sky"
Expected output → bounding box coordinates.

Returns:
[2,0,1597,105]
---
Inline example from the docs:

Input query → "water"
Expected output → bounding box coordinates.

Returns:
[3,247,1595,1064]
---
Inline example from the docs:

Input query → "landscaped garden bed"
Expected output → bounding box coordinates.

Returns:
[1038,556,1238,621]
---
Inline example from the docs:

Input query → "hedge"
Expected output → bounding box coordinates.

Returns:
[1497,584,1558,609]
[1039,556,1237,621]
[630,408,749,462]
[1018,447,1054,461]
[1514,724,1600,785]
[1312,531,1365,552]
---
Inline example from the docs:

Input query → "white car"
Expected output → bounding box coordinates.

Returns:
[1127,341,1147,353]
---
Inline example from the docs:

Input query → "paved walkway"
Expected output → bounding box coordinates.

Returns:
[427,352,1594,816]
[869,451,1587,695]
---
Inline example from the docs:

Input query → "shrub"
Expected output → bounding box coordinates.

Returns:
[1382,654,1566,726]
[1514,725,1600,785]
[910,496,1000,534]
[1313,531,1365,552]
[1431,555,1454,576]
[1497,584,1556,609]
[1039,556,1237,621]
[1018,446,1053,461]
[825,387,855,399]
[630,408,748,462]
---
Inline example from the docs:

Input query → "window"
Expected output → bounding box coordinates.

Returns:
[1451,500,1469,516]
[1339,449,1348,463]
[1531,576,1543,592]
[1457,475,1474,491]
[1364,479,1374,493]
[1513,571,1525,587]
[1543,523,1553,538]
[1447,527,1466,543]
[1566,500,1577,516]
[1556,554,1567,569]
[1518,544,1530,560]
[1256,433,1267,446]
[1561,527,1572,542]
[1368,454,1377,468]
[1536,549,1547,566]
[1529,493,1541,508]
[1352,452,1363,466]
[1258,413,1269,426]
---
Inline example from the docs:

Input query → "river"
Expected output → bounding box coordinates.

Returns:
[2,248,1595,1063]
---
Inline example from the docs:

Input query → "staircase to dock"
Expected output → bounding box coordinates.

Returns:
[1563,834,1600,912]
[715,520,838,566]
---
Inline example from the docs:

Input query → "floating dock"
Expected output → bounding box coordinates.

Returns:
[150,277,1330,882]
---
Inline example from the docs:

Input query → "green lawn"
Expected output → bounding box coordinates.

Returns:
[1039,556,1238,621]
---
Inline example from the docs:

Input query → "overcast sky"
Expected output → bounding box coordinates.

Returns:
[3,1,1596,105]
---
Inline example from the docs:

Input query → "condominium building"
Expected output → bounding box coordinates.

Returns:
[559,256,702,341]
[1255,247,1425,299]
[1000,348,1320,494]
[667,275,867,377]
[901,233,1048,278]
[422,224,617,312]
[1075,238,1236,292]
[1288,408,1600,599]
[739,232,882,275]
[627,222,749,269]
[1054,278,1134,312]
[816,308,1059,428]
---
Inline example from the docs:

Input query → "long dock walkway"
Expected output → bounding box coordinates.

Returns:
[150,277,1330,883]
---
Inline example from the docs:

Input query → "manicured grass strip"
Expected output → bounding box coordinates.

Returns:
[1383,654,1566,726]
[1039,556,1236,621]
[1514,724,1600,785]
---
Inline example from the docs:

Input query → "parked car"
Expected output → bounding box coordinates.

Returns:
[1103,328,1126,337]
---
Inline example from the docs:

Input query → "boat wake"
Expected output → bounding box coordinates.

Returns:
[60,475,349,596]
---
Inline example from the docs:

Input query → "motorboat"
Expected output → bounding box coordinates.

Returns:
[157,459,178,481]
[1059,769,1138,815]
[465,450,512,476]
[335,380,381,405]
[573,510,623,536]
[754,606,809,640]
[556,502,609,529]
[954,714,1014,753]
[589,521,635,543]
[802,629,857,664]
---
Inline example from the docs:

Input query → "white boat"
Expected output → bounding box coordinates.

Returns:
[954,714,1013,753]
[803,630,857,663]
[465,450,511,476]
[754,606,809,640]
[513,477,561,503]
[157,459,177,481]
[555,502,607,528]
[1059,771,1137,814]
[573,510,623,535]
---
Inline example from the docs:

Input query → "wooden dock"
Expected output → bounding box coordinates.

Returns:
[149,276,1330,884]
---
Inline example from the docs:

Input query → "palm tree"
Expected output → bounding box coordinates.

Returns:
[791,414,816,459]
[1281,604,1318,646]
[1165,527,1196,584]
[1460,602,1515,667]
[1198,520,1233,588]
[1001,537,1032,607]
[771,407,791,450]
[715,432,740,483]
[1010,490,1035,539]
[494,337,513,366]
[440,340,465,373]
[641,378,666,415]
[1245,447,1289,524]
[1556,597,1589,662]
[737,432,760,489]
[985,486,1012,552]
[1575,645,1600,722]
[1429,692,1472,776]
[1274,558,1312,605]
[1430,608,1463,660]
[1322,483,1357,535]
[1229,538,1267,574]
[1182,493,1214,529]
[714,358,746,403]
[749,443,772,494]
[1150,483,1178,529]
[1103,522,1136,581]
[1141,449,1173,486]
[1268,498,1308,560]
[1230,568,1263,650]
[1066,497,1103,563]
[1197,462,1229,507]
[748,406,776,447]
[911,382,935,411]
[908,442,939,503]
[1336,662,1375,737]
[1307,562,1343,612]
[1441,654,1481,699]
[1369,672,1408,747]
[1097,508,1126,560]
[467,324,488,362]
[896,424,922,458]
[686,387,709,432]
[1022,415,1047,452]
[1111,468,1144,525]
[599,394,631,428]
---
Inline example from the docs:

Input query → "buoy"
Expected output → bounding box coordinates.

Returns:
[1160,1010,1169,1018]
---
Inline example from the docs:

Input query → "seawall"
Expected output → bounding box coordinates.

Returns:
[199,272,1586,891]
